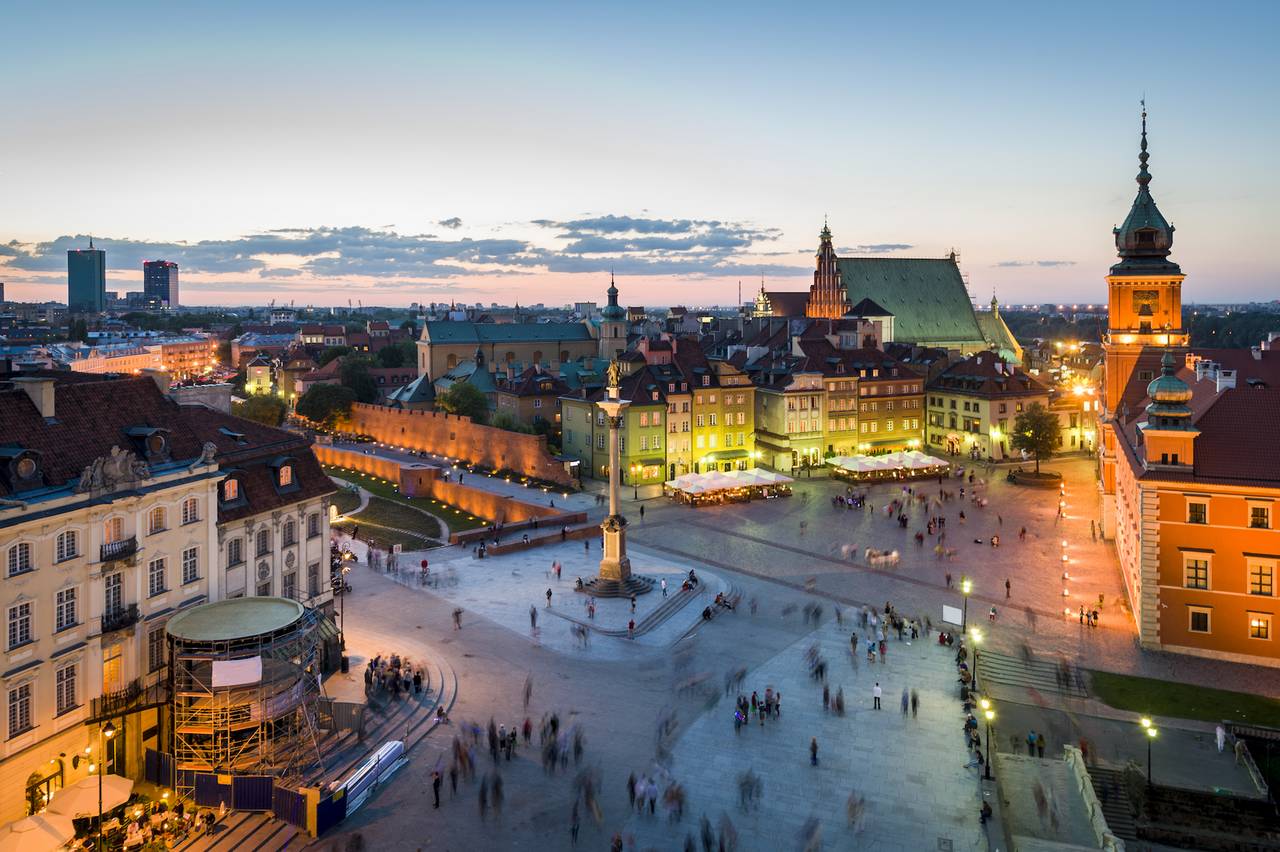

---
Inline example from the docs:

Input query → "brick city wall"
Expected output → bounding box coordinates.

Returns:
[348,404,575,487]
[314,445,585,539]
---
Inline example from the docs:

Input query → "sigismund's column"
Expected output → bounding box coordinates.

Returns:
[596,367,632,581]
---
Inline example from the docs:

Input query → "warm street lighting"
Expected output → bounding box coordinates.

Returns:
[1141,717,1158,786]
[969,628,983,692]
[98,716,116,849]
[961,578,973,631]
[979,699,995,780]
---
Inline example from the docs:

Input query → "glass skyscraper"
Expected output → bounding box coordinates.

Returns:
[67,241,106,313]
[144,260,180,308]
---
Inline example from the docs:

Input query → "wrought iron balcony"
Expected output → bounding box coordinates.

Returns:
[101,603,140,634]
[88,677,168,723]
[101,536,139,563]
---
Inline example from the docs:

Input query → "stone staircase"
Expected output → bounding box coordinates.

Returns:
[977,649,1088,698]
[172,810,300,852]
[557,583,703,638]
[1086,765,1138,841]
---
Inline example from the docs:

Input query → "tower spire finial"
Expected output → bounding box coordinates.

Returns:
[1137,97,1151,188]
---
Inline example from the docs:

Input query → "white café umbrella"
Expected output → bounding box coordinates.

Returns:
[47,773,133,818]
[0,813,76,852]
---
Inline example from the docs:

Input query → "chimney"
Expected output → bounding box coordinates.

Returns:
[1251,346,1262,361]
[141,368,170,394]
[13,377,55,419]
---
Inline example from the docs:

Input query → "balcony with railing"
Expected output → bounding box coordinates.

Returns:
[88,677,168,723]
[101,603,140,634]
[101,536,139,563]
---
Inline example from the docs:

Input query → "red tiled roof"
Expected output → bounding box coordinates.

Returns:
[763,290,809,317]
[0,374,334,512]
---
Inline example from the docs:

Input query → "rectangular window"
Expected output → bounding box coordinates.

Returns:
[639,436,647,451]
[308,562,320,598]
[56,531,78,562]
[710,414,717,426]
[256,529,271,557]
[7,543,33,577]
[9,683,33,737]
[1187,502,1207,524]
[596,435,605,450]
[55,664,77,715]
[696,435,705,449]
[182,499,199,525]
[886,420,894,432]
[653,411,662,425]
[870,422,878,433]
[228,538,243,566]
[182,547,199,585]
[148,557,167,597]
[1251,506,1271,529]
[639,413,648,426]
[283,572,297,600]
[696,415,704,427]
[308,513,321,539]
[653,435,661,450]
[104,572,122,613]
[709,434,717,448]
[148,624,166,672]
[1249,613,1271,640]
[1184,557,1209,590]
[1249,562,1274,596]
[8,602,32,650]
[1188,607,1211,634]
[533,398,542,409]
[55,587,77,632]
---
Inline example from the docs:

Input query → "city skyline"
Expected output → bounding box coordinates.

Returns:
[2,1,1278,307]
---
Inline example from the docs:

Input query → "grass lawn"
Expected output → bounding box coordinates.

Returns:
[1089,669,1280,728]
[331,486,361,516]
[335,496,439,550]
[324,467,488,532]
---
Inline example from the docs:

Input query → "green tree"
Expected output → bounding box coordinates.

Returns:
[318,345,352,366]
[491,412,534,434]
[233,394,288,427]
[1010,402,1062,474]
[67,318,89,342]
[435,382,489,423]
[375,339,416,368]
[297,384,357,428]
[339,357,380,403]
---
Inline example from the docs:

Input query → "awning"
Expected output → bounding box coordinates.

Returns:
[637,458,664,467]
[704,450,749,460]
[315,612,341,640]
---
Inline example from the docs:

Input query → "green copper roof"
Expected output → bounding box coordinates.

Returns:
[975,310,1023,365]
[423,321,593,344]
[837,257,985,346]
[1112,108,1180,276]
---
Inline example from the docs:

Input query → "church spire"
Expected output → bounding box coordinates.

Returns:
[1111,101,1180,276]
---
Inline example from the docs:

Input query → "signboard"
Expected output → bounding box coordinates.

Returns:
[941,604,963,627]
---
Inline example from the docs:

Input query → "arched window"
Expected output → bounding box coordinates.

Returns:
[147,507,167,535]
[104,517,124,544]
[56,531,79,562]
[282,519,297,547]
[256,528,271,557]
[181,498,199,525]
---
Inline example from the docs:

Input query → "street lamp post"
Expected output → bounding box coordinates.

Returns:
[983,705,995,780]
[630,464,639,500]
[98,720,116,851]
[961,578,973,632]
[1141,717,1158,787]
[969,628,983,693]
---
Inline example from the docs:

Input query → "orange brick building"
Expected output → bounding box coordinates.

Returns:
[1100,111,1280,665]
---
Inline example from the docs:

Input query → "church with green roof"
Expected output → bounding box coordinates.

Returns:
[759,224,1021,362]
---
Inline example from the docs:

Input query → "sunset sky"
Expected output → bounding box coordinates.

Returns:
[2,1,1277,308]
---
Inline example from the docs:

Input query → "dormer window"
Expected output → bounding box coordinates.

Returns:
[1136,230,1156,246]
[223,479,239,502]
[279,465,293,487]
[271,457,299,493]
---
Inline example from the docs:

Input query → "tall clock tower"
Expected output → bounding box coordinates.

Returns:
[1103,107,1188,410]
[1099,107,1189,534]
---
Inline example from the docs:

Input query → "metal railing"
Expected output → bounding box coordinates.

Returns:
[89,677,168,723]
[101,603,140,634]
[101,536,139,563]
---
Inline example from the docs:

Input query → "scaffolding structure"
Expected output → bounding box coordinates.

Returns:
[167,599,327,802]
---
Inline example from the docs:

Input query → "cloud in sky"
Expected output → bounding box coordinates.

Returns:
[993,260,1077,268]
[0,215,806,284]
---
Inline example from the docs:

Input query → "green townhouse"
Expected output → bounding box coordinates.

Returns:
[559,365,669,491]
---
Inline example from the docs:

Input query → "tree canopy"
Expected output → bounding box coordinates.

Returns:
[233,394,288,427]
[339,356,380,404]
[435,382,489,423]
[375,339,417,368]
[317,345,352,366]
[1010,402,1062,474]
[296,383,357,428]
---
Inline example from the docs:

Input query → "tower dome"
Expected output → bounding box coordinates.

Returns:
[601,274,626,320]
[1144,350,1193,428]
